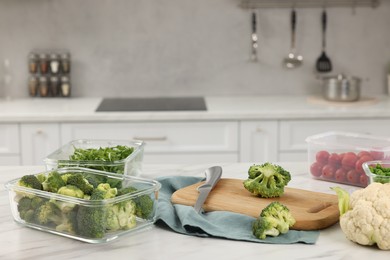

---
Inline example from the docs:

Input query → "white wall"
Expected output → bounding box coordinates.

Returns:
[0,0,389,98]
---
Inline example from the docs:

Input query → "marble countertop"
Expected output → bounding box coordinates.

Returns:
[0,162,388,260]
[1,95,390,122]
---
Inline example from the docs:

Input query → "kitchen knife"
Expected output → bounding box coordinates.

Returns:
[193,166,223,214]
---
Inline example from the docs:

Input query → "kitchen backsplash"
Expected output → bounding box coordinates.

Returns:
[0,0,389,98]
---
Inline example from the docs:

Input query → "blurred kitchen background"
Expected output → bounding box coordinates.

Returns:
[0,0,389,98]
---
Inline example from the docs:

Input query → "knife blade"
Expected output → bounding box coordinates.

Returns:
[193,166,223,213]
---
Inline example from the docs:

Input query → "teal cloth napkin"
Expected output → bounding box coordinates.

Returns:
[154,176,320,244]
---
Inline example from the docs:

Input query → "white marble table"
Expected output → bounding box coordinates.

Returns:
[0,162,388,260]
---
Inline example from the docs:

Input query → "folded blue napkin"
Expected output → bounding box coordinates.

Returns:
[155,176,320,244]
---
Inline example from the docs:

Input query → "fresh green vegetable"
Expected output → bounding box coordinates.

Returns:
[76,188,109,238]
[118,187,154,218]
[18,175,43,190]
[106,200,137,231]
[368,164,390,183]
[57,185,85,198]
[252,201,296,240]
[66,173,94,195]
[34,201,64,226]
[65,145,134,174]
[243,162,291,198]
[332,183,390,250]
[42,171,66,193]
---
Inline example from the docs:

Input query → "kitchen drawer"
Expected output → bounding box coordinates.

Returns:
[279,119,390,152]
[0,124,19,154]
[20,123,61,165]
[61,121,238,153]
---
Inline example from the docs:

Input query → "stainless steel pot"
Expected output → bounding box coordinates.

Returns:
[322,74,361,102]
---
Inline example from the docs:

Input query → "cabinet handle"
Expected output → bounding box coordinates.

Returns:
[133,136,167,141]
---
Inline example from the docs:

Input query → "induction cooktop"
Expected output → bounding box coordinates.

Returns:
[96,97,207,112]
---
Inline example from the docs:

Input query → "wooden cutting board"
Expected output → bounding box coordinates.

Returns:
[171,178,340,230]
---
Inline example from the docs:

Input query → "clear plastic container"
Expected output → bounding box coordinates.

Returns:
[305,131,390,187]
[4,167,161,243]
[362,160,390,184]
[44,139,145,176]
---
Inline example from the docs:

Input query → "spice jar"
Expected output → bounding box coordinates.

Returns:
[60,52,71,73]
[28,52,39,74]
[60,76,71,97]
[39,53,49,74]
[49,53,60,74]
[49,76,60,97]
[38,76,49,97]
[28,76,38,97]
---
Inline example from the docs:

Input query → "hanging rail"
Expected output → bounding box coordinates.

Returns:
[239,0,380,9]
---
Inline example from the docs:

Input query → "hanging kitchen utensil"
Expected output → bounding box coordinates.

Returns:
[283,8,303,69]
[316,9,332,73]
[250,11,258,62]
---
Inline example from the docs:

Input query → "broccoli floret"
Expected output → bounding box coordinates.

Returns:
[42,171,66,193]
[55,207,78,234]
[17,197,32,212]
[36,173,47,184]
[243,163,291,198]
[106,200,137,231]
[66,173,94,195]
[252,202,296,240]
[18,175,43,190]
[57,185,85,198]
[252,216,280,239]
[34,201,64,226]
[17,197,36,222]
[76,188,108,238]
[118,187,154,218]
[96,183,117,199]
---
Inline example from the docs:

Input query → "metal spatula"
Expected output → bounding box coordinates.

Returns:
[316,10,332,73]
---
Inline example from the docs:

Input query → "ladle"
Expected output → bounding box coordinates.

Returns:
[283,9,303,69]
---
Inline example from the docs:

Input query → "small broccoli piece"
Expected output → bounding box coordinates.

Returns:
[34,201,64,226]
[42,171,66,193]
[106,200,137,231]
[31,196,46,208]
[18,175,43,190]
[57,185,85,198]
[96,183,117,199]
[76,188,108,238]
[60,173,73,184]
[36,173,47,184]
[66,173,94,195]
[55,207,78,234]
[118,187,154,218]
[243,162,291,198]
[17,197,36,222]
[17,197,32,212]
[252,202,296,240]
[252,216,280,239]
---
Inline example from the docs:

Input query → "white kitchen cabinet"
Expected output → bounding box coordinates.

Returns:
[239,121,278,162]
[279,119,390,161]
[0,124,20,165]
[61,121,239,163]
[20,123,60,165]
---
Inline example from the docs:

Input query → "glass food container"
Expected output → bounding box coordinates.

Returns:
[5,167,161,243]
[44,139,145,177]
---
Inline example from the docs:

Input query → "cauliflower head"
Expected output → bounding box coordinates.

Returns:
[332,183,390,250]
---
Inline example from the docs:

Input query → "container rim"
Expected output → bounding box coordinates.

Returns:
[305,131,390,151]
